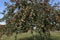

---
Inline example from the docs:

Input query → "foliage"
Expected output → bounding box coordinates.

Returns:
[0,0,60,40]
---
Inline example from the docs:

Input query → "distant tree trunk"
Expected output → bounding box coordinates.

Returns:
[15,33,18,40]
[15,28,18,40]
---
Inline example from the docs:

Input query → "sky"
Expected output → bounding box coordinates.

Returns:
[0,0,60,25]
[0,0,10,25]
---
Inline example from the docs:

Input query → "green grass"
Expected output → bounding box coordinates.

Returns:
[1,31,60,40]
[1,32,39,40]
[51,31,60,40]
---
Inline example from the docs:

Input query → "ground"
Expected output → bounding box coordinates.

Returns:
[1,31,60,40]
[51,31,60,40]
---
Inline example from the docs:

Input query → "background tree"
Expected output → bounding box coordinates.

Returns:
[0,0,60,40]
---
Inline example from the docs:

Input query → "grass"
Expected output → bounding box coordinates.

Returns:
[1,32,39,40]
[1,31,60,40]
[51,31,60,40]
